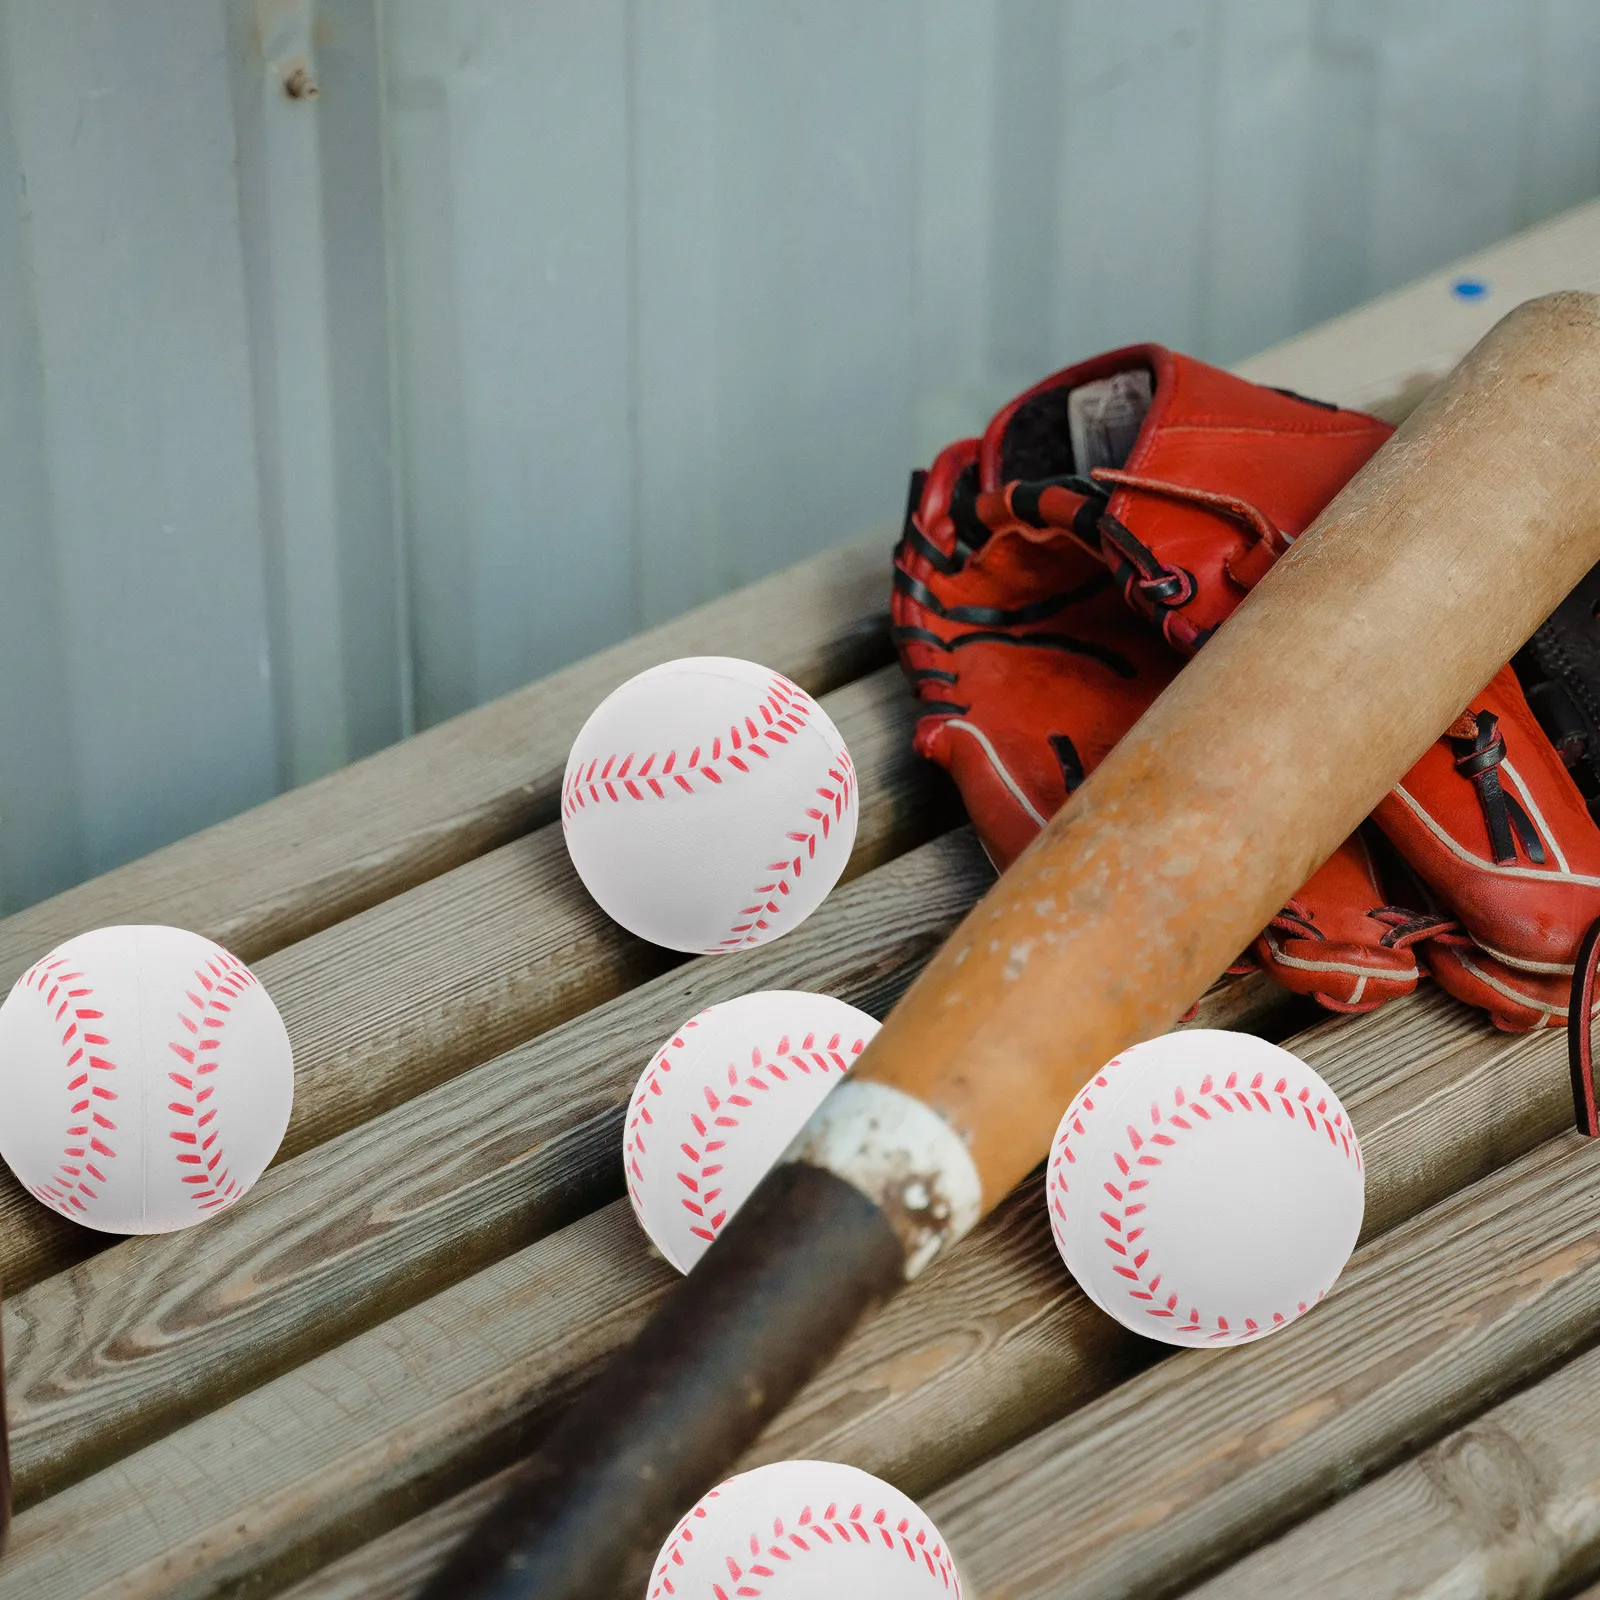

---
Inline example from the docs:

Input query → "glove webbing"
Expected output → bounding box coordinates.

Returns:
[985,474,1200,629]
[974,468,1296,654]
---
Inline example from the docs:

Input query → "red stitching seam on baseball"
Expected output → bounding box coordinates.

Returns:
[649,1486,962,1598]
[17,956,120,1218]
[624,1012,706,1220]
[166,952,257,1213]
[716,746,857,951]
[625,1023,868,1244]
[1049,1068,1361,1340]
[560,674,857,951]
[562,675,814,820]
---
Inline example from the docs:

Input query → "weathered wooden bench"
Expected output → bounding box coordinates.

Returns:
[3,197,1600,1600]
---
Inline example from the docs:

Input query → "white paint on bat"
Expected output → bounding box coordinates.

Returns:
[784,1078,982,1279]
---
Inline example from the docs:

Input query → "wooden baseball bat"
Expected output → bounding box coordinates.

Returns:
[428,292,1600,1600]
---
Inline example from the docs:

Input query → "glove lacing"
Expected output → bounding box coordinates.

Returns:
[969,468,1296,655]
[1446,710,1546,865]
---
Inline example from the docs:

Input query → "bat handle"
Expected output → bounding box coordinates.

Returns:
[422,1163,906,1600]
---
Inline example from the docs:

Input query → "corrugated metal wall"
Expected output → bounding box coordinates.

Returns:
[2,0,1598,914]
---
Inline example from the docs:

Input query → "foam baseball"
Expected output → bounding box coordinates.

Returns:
[1047,1029,1363,1346]
[562,657,857,953]
[625,990,879,1273]
[0,925,294,1234]
[648,1459,962,1599]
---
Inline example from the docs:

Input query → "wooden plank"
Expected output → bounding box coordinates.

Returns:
[0,977,1548,1600]
[299,979,1552,1600]
[0,530,893,985]
[924,1130,1600,1600]
[0,1200,669,1600]
[2,828,992,1510]
[285,1256,1600,1600]
[739,986,1574,1493]
[275,1469,515,1600]
[1182,1340,1600,1599]
[6,196,1593,1600]
[8,196,1588,982]
[1236,195,1600,421]
[0,663,952,1296]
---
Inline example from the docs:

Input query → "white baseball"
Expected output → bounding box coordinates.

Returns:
[0,925,294,1234]
[562,657,857,953]
[625,990,879,1273]
[1046,1029,1363,1347]
[648,1459,962,1599]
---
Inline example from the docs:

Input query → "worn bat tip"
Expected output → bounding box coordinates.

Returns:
[1480,288,1600,351]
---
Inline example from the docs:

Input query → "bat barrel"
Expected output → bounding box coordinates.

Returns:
[852,289,1600,1213]
[436,291,1600,1594]
[422,1163,905,1599]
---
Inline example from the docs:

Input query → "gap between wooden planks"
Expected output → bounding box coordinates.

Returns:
[2,830,996,1509]
[1,197,1595,1600]
[273,985,1587,1600]
[0,199,1581,1285]
[1183,1337,1600,1599]
[0,973,1574,1600]
[0,664,960,1296]
[277,1473,517,1600]
[926,1127,1600,1600]
[0,533,894,983]
[9,195,1594,997]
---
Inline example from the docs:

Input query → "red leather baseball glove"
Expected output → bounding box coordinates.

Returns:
[1037,353,1600,1038]
[893,430,1180,873]
[894,344,1600,1053]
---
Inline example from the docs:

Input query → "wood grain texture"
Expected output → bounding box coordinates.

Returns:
[1182,1340,1600,1600]
[0,980,1550,1600]
[6,198,1596,1600]
[0,531,893,985]
[927,1130,1600,1600]
[275,1470,517,1600]
[853,291,1600,1211]
[0,664,957,1298]
[2,828,993,1510]
[8,193,1580,982]
[0,1201,670,1600]
[150,1011,1312,1600]
[740,987,1575,1497]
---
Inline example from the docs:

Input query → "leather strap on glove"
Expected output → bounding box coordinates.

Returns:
[893,345,1438,1014]
[893,343,1600,1119]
